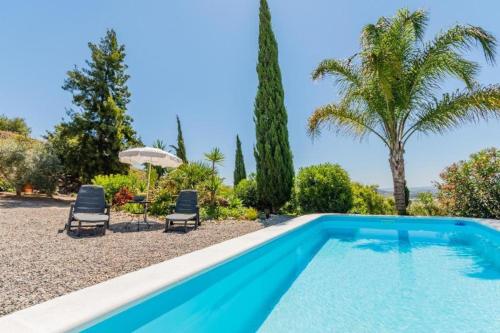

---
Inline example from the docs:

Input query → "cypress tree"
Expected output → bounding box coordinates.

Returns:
[170,115,188,163]
[253,0,294,212]
[233,135,246,186]
[48,29,140,183]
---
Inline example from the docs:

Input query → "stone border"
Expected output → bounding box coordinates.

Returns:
[0,214,497,332]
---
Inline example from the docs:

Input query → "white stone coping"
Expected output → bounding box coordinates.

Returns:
[0,214,321,333]
[0,214,497,332]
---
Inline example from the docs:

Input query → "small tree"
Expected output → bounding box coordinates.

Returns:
[309,9,500,215]
[204,148,225,208]
[170,115,188,163]
[28,145,62,196]
[48,29,140,184]
[233,135,247,186]
[254,0,294,213]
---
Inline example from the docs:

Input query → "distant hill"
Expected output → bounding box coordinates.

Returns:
[377,186,438,199]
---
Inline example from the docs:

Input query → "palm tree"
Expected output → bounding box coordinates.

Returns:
[204,147,225,207]
[152,139,168,179]
[308,8,500,215]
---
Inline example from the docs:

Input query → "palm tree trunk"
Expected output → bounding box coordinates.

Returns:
[389,143,407,215]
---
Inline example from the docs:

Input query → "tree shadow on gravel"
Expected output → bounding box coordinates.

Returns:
[0,193,70,209]
[110,221,165,233]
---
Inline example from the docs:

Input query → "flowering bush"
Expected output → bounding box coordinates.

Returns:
[437,148,499,219]
[113,187,134,206]
[92,173,143,203]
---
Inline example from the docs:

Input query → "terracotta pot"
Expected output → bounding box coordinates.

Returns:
[23,183,33,194]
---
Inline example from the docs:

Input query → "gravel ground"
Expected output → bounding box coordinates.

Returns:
[0,193,287,316]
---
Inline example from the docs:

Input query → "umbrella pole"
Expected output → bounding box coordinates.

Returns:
[146,162,151,202]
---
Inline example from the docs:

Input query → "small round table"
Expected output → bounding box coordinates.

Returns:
[127,200,152,231]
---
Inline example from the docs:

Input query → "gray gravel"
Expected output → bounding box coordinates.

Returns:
[0,194,283,316]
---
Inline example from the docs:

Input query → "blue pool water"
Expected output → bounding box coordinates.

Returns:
[82,216,500,332]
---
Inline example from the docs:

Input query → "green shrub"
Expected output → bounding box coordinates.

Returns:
[408,192,445,216]
[349,182,395,215]
[243,207,259,220]
[234,176,258,208]
[123,202,146,215]
[437,148,499,219]
[28,145,62,195]
[295,163,353,213]
[149,188,175,216]
[161,162,212,194]
[0,114,31,136]
[92,173,143,203]
[0,177,13,191]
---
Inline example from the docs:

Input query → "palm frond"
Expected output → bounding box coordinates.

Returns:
[311,59,361,88]
[427,25,496,64]
[307,103,388,145]
[404,85,500,141]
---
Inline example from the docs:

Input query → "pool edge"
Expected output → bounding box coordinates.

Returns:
[0,214,322,333]
[0,214,497,332]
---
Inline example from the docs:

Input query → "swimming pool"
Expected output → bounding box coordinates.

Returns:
[81,216,500,332]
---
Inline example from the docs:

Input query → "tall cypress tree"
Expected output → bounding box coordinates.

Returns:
[170,115,188,163]
[48,29,140,183]
[233,135,246,186]
[254,0,294,212]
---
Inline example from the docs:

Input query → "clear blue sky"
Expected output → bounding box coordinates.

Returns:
[0,0,499,188]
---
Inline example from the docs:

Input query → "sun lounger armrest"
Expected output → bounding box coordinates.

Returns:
[68,203,75,218]
[66,203,75,231]
[168,204,176,214]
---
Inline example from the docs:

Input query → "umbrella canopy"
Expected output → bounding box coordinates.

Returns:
[119,147,182,168]
[119,147,183,202]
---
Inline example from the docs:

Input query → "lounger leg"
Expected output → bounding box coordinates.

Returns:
[77,221,82,236]
[184,220,187,233]
[164,219,170,232]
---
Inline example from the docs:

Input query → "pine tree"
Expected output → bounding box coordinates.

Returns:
[170,115,188,163]
[48,29,140,184]
[233,135,246,186]
[253,0,294,212]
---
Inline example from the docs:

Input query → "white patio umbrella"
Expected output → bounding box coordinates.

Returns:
[119,147,183,201]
